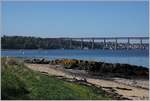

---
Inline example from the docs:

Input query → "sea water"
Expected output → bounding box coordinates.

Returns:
[1,49,149,68]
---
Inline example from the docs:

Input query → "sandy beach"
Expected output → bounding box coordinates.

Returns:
[25,63,149,100]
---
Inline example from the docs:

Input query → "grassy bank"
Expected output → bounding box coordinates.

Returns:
[1,57,112,100]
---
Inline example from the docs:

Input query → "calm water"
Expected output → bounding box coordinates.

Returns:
[1,49,149,68]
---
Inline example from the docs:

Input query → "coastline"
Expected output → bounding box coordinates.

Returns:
[24,58,149,100]
[25,58,149,78]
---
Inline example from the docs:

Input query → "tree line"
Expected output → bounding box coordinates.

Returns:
[1,35,98,49]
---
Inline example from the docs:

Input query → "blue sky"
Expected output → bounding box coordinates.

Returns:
[1,1,149,38]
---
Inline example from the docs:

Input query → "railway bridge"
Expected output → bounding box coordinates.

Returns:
[55,37,149,50]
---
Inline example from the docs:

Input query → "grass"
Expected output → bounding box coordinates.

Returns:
[1,57,112,100]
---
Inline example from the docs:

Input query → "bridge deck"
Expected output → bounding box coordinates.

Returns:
[49,37,149,40]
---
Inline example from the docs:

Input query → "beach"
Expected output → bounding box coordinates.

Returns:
[25,61,149,100]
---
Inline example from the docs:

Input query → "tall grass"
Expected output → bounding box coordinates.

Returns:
[1,57,112,100]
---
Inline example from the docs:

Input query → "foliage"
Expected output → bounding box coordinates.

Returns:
[1,35,103,49]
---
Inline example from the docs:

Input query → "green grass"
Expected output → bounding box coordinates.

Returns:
[1,57,112,100]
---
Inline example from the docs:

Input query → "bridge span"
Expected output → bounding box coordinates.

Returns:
[53,37,149,50]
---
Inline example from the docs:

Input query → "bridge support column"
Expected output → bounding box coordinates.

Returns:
[70,38,72,49]
[140,38,143,49]
[127,38,130,50]
[81,38,83,49]
[103,38,106,50]
[92,38,94,49]
[115,38,117,50]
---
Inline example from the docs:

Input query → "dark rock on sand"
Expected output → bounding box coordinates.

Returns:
[49,59,149,79]
[24,58,50,64]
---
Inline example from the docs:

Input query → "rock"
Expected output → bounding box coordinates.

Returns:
[116,87,132,91]
[24,58,50,64]
[27,58,149,79]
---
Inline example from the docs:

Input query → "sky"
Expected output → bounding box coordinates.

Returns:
[1,1,149,38]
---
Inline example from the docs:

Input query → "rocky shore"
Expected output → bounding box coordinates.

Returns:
[23,58,149,100]
[24,58,149,79]
[25,63,149,100]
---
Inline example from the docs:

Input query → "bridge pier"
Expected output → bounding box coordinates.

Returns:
[140,38,143,49]
[103,38,106,50]
[81,38,83,49]
[115,38,118,50]
[92,38,94,49]
[127,38,130,50]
